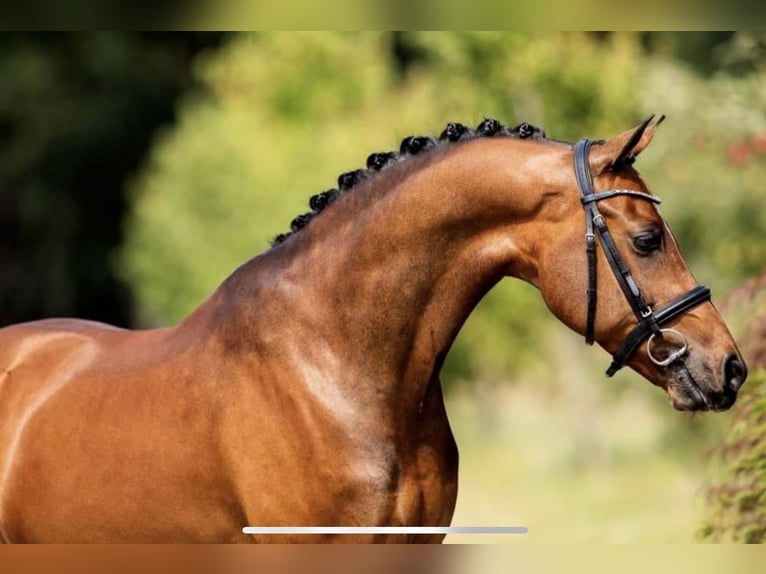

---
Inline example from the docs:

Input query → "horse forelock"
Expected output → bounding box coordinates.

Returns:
[271,118,548,247]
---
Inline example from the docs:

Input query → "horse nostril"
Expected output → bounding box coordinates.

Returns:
[724,354,748,393]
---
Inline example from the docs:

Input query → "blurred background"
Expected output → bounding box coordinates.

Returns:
[2,32,766,543]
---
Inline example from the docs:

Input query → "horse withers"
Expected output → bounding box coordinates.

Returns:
[0,117,746,542]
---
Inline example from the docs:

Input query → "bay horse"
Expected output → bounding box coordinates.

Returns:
[0,116,747,543]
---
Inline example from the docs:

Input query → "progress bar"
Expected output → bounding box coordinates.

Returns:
[242,526,527,535]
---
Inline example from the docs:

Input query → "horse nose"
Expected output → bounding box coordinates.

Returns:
[724,353,748,393]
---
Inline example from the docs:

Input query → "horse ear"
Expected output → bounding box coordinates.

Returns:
[591,114,665,172]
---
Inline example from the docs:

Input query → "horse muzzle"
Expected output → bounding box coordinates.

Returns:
[665,351,747,412]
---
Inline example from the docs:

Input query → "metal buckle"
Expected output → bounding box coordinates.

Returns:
[646,328,688,367]
[592,214,605,227]
[640,306,653,318]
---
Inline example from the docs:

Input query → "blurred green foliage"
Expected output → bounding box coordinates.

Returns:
[120,32,766,384]
[700,369,766,542]
[700,272,766,543]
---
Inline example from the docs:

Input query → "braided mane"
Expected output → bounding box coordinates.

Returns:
[272,118,546,246]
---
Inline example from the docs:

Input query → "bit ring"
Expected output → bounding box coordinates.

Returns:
[647,328,688,367]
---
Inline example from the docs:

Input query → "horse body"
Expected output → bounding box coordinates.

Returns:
[0,120,747,542]
[0,294,456,542]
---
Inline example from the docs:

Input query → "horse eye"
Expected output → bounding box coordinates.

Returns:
[632,230,662,254]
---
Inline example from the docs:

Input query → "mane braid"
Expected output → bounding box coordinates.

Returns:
[270,118,546,246]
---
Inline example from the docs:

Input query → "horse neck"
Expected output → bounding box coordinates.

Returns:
[211,138,563,416]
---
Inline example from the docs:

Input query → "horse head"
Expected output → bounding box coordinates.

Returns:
[536,116,747,411]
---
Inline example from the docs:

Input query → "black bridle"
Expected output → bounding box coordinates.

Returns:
[574,139,712,376]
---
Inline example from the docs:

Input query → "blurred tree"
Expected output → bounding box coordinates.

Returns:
[641,32,766,77]
[640,32,737,76]
[0,32,225,327]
